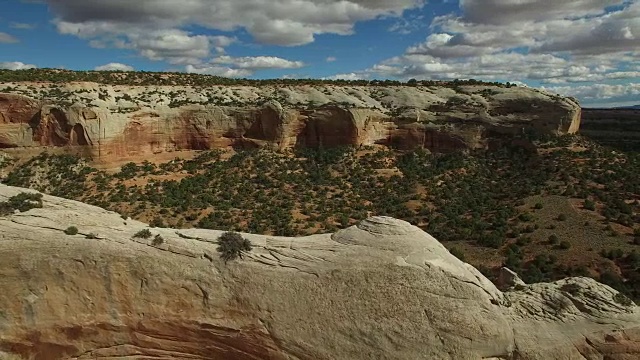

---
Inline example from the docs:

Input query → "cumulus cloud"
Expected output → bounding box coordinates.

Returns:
[60,24,214,65]
[10,22,36,30]
[326,56,337,62]
[0,32,19,43]
[211,55,304,70]
[0,61,37,70]
[185,64,252,78]
[542,82,640,106]
[323,72,366,81]
[459,0,625,25]
[42,0,423,64]
[94,62,134,71]
[185,55,305,78]
[366,0,640,93]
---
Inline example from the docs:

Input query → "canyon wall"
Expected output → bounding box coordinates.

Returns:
[0,83,581,159]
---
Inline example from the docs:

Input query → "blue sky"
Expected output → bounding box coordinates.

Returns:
[0,0,639,107]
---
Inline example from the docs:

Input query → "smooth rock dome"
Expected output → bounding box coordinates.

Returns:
[0,184,638,360]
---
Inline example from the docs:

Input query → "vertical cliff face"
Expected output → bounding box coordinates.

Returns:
[0,94,39,148]
[296,106,360,148]
[0,83,582,158]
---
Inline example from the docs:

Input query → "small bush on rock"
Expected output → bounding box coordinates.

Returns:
[133,229,152,239]
[217,231,252,263]
[64,226,78,235]
[0,192,43,216]
[558,240,571,250]
[614,292,634,307]
[152,234,164,246]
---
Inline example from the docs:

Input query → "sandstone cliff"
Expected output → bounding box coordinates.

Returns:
[0,184,637,360]
[0,83,581,158]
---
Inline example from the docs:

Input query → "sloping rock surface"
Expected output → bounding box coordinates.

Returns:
[0,184,637,360]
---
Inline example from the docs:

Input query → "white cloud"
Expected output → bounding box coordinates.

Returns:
[44,0,424,60]
[212,55,305,70]
[542,82,640,106]
[185,64,252,78]
[365,0,640,94]
[326,56,337,62]
[0,61,37,70]
[388,13,427,34]
[60,25,214,65]
[10,22,36,30]
[185,55,305,78]
[323,72,367,80]
[459,0,625,25]
[94,62,134,71]
[0,32,18,43]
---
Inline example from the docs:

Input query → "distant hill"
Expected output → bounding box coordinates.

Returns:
[582,105,640,110]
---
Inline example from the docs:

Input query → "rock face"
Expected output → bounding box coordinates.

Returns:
[0,83,581,159]
[0,184,637,360]
[0,94,40,148]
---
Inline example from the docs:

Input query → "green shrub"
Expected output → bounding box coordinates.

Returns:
[217,231,252,262]
[133,229,152,239]
[533,202,544,210]
[518,212,534,222]
[548,234,559,244]
[556,214,567,221]
[85,233,99,239]
[558,240,571,250]
[613,292,634,307]
[560,283,581,295]
[152,234,164,246]
[449,247,466,261]
[64,226,78,235]
[583,199,596,211]
[0,192,43,216]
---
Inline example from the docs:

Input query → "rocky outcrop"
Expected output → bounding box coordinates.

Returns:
[0,84,581,158]
[0,94,40,148]
[0,184,637,360]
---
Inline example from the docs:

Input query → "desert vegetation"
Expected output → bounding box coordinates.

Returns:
[217,231,252,262]
[0,192,43,216]
[2,133,639,300]
[0,68,514,88]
